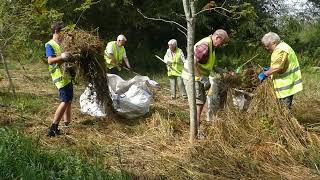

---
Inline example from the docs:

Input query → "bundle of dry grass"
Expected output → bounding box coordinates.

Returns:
[190,79,320,178]
[61,29,112,111]
[105,80,320,179]
[238,67,260,92]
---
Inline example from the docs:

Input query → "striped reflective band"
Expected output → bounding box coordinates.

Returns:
[50,65,58,74]
[274,66,300,79]
[53,77,63,84]
[275,79,302,91]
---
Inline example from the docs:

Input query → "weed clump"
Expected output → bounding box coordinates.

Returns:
[61,29,112,111]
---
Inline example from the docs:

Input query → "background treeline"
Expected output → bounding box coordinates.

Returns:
[1,0,320,73]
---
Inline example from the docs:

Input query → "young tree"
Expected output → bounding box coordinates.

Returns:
[135,0,255,141]
[0,0,62,96]
[182,0,197,141]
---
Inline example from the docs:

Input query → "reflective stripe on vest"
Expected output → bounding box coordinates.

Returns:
[195,36,215,77]
[104,41,125,69]
[272,42,303,98]
[45,40,71,89]
[167,48,183,76]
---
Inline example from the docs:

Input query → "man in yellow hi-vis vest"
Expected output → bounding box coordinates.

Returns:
[45,22,73,137]
[104,34,131,74]
[181,29,229,132]
[258,32,303,109]
[164,39,187,100]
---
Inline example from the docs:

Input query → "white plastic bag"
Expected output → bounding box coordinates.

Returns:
[79,85,106,117]
[80,74,158,119]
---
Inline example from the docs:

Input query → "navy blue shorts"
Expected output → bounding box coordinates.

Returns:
[59,83,73,102]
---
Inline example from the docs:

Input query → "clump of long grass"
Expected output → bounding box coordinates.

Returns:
[61,29,112,112]
[99,79,320,179]
[190,79,320,178]
[0,128,127,179]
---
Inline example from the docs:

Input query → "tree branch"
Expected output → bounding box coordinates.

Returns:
[136,9,187,32]
[177,27,187,38]
[195,7,241,19]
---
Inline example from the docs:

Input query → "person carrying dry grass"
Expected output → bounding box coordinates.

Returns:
[45,22,74,137]
[259,32,303,109]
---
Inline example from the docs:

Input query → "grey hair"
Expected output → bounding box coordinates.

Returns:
[168,39,177,47]
[261,32,281,45]
[213,29,229,42]
[117,34,127,41]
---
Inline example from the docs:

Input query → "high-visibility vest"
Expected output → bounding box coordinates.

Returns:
[196,36,215,77]
[45,40,71,89]
[272,42,303,98]
[164,48,183,76]
[104,41,125,69]
[181,36,215,80]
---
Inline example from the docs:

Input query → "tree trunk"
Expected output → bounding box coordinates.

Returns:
[182,0,197,142]
[0,50,16,97]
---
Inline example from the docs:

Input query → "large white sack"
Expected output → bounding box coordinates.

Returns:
[80,86,106,117]
[80,74,158,119]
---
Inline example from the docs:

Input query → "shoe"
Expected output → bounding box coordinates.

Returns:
[47,128,62,137]
[62,122,70,128]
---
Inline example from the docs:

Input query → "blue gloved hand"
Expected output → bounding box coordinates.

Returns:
[258,72,267,82]
[263,66,270,71]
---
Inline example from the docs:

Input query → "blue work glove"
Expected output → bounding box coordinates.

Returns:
[258,72,267,82]
[263,66,270,71]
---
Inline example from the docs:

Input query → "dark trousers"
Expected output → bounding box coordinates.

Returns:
[280,95,294,109]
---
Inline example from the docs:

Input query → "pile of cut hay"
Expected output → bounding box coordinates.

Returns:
[82,80,320,179]
[190,79,320,178]
[61,29,112,111]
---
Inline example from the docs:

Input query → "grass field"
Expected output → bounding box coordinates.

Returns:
[1,62,320,179]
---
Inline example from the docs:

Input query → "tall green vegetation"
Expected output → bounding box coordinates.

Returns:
[0,128,127,179]
[1,0,319,71]
[0,0,62,62]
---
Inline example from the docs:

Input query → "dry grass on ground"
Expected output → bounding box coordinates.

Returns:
[1,63,320,179]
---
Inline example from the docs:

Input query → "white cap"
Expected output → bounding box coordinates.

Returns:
[117,34,127,41]
[168,39,177,46]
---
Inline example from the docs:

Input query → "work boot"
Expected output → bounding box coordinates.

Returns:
[47,128,61,137]
[47,123,62,137]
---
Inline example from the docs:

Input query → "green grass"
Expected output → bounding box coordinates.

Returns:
[0,92,47,114]
[0,128,128,180]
